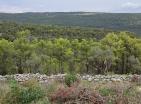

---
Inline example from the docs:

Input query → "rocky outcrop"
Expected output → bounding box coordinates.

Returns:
[0,73,140,83]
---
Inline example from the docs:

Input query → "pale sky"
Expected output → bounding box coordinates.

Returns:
[0,0,141,13]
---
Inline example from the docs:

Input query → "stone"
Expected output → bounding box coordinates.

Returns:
[88,77,93,82]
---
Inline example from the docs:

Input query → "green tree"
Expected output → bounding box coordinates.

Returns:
[0,39,16,75]
[13,38,35,73]
[87,44,115,74]
[53,38,70,73]
[101,32,141,74]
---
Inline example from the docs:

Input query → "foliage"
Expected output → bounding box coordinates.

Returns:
[64,73,78,87]
[0,39,16,75]
[0,22,114,41]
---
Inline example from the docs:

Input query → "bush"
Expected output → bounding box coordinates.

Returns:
[4,80,45,104]
[64,73,78,87]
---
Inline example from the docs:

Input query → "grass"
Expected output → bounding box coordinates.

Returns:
[0,81,10,103]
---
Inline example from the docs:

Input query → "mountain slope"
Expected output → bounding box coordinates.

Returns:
[0,12,141,35]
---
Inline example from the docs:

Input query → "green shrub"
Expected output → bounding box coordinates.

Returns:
[64,73,77,87]
[4,80,45,104]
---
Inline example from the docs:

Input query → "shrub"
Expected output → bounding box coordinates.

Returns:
[64,73,78,87]
[4,80,45,104]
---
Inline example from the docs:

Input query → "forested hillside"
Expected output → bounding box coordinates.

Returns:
[0,12,141,35]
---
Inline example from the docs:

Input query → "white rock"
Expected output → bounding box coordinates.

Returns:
[88,77,93,82]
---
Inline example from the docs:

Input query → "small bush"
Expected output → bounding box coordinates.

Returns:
[4,80,45,104]
[64,73,78,87]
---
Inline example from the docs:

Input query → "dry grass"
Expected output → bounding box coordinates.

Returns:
[0,81,10,103]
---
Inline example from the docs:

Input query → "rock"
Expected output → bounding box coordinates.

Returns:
[111,78,117,82]
[0,75,6,81]
[94,79,99,81]
[88,77,93,82]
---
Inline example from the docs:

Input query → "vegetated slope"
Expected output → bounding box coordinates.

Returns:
[0,12,141,35]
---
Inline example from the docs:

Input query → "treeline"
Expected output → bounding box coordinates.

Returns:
[0,31,141,75]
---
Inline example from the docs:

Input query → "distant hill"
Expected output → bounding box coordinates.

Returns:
[0,12,141,35]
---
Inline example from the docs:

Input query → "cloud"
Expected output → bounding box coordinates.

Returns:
[115,2,141,13]
[0,5,31,13]
[122,2,141,9]
[113,2,141,13]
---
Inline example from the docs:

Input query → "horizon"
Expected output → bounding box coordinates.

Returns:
[0,11,141,14]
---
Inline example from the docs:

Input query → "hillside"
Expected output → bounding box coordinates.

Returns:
[0,12,141,35]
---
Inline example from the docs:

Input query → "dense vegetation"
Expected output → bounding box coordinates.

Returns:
[0,22,141,75]
[0,12,141,35]
[0,22,116,41]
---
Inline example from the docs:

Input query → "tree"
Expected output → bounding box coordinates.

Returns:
[53,38,70,73]
[79,39,91,73]
[13,38,35,73]
[87,44,115,74]
[0,39,16,75]
[101,32,141,74]
[16,30,31,39]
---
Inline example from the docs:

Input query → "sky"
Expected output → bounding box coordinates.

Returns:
[0,0,141,13]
